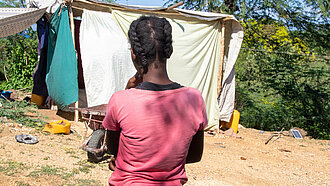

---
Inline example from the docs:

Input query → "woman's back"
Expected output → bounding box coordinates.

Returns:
[103,83,207,185]
[102,15,208,185]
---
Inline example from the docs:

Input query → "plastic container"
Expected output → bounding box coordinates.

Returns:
[43,120,71,134]
[31,94,47,106]
[220,110,240,133]
[0,90,12,100]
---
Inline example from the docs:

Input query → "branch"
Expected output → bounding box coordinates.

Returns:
[3,63,8,82]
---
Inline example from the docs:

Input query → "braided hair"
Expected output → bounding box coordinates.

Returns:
[128,16,173,74]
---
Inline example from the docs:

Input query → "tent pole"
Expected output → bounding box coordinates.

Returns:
[68,0,79,122]
[166,1,183,11]
[217,20,226,97]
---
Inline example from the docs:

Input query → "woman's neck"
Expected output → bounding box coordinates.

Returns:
[142,61,172,85]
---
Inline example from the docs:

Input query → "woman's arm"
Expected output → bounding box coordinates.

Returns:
[106,130,120,157]
[186,130,204,164]
[106,130,120,171]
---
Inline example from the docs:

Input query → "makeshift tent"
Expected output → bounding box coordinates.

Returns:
[0,0,243,130]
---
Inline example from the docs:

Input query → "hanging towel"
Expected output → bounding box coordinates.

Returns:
[80,10,135,107]
[46,5,78,108]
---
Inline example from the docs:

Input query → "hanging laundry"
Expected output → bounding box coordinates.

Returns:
[80,10,135,107]
[32,16,49,97]
[46,5,78,108]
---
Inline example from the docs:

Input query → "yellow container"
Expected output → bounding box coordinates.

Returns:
[43,120,71,134]
[220,110,240,133]
[31,94,47,106]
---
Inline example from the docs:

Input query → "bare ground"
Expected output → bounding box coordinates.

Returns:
[0,109,329,186]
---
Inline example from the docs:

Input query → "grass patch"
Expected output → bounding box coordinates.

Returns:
[15,181,30,186]
[0,100,46,130]
[28,165,83,181]
[97,162,108,168]
[0,161,28,176]
[74,178,101,186]
[28,165,59,177]
[60,168,79,180]
[74,160,95,174]
[43,157,50,160]
[70,155,80,159]
[64,147,76,154]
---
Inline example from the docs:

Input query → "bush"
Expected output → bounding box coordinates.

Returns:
[235,21,329,139]
[0,28,38,90]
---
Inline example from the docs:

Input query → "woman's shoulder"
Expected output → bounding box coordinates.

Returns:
[109,89,132,101]
[183,87,202,96]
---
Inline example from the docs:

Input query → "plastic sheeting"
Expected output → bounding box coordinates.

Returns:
[111,10,221,129]
[46,6,78,108]
[78,6,243,130]
[218,21,244,123]
[111,10,243,129]
[0,8,46,38]
[79,10,136,107]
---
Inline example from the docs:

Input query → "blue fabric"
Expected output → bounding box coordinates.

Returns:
[32,16,49,97]
[46,5,78,108]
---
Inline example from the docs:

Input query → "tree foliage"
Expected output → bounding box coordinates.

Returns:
[236,22,329,138]
[0,28,38,90]
[166,0,329,139]
[0,0,38,90]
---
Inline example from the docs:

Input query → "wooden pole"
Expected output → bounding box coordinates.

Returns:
[217,21,226,97]
[166,1,183,11]
[68,1,79,122]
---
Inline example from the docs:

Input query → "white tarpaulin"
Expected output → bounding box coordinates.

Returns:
[112,10,243,129]
[218,21,243,122]
[0,7,46,38]
[79,7,243,130]
[80,9,136,107]
[111,10,223,129]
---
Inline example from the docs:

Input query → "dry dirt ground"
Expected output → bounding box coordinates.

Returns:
[0,109,329,186]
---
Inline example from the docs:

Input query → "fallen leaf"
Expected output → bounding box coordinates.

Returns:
[240,156,247,160]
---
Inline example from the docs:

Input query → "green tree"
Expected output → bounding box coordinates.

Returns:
[165,0,329,139]
[236,22,329,138]
[0,0,39,90]
[0,28,38,90]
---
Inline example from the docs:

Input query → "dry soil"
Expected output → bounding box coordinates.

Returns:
[0,109,329,186]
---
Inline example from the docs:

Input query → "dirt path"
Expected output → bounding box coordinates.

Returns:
[0,110,329,185]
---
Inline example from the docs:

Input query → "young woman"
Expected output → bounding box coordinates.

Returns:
[103,16,208,185]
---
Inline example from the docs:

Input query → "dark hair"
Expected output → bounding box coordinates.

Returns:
[128,16,173,74]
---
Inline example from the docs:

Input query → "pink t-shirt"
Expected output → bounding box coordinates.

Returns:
[103,87,208,185]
